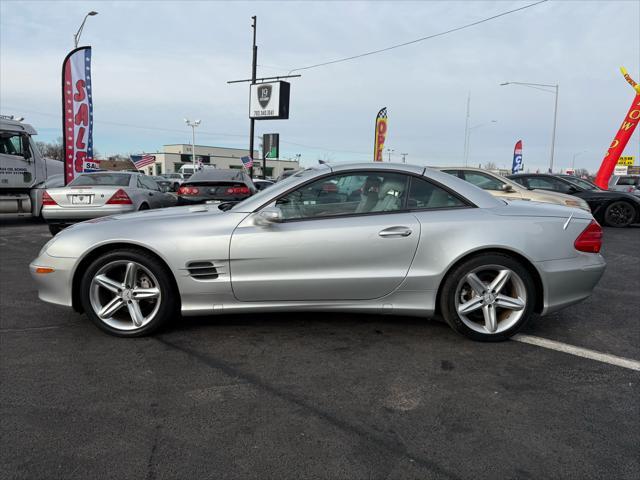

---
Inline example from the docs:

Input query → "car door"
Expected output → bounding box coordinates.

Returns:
[138,176,163,208]
[229,170,421,302]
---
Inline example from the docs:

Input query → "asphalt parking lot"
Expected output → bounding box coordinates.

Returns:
[1,217,638,480]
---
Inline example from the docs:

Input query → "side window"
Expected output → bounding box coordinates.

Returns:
[509,176,528,188]
[552,179,574,193]
[527,177,557,191]
[0,134,25,156]
[441,169,462,178]
[275,171,409,220]
[142,176,160,191]
[462,171,504,190]
[408,177,467,209]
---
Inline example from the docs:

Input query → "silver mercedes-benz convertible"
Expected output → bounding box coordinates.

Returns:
[30,163,606,341]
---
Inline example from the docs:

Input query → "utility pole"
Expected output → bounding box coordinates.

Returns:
[550,84,559,173]
[184,118,201,172]
[249,16,258,178]
[463,92,470,166]
[401,153,408,163]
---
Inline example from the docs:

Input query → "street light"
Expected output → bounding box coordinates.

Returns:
[401,153,408,163]
[501,81,559,173]
[465,120,497,166]
[571,150,587,171]
[386,148,394,162]
[184,118,201,172]
[73,11,98,48]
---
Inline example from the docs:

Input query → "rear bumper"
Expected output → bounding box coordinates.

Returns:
[177,196,247,206]
[42,204,136,222]
[537,253,606,315]
[29,252,77,308]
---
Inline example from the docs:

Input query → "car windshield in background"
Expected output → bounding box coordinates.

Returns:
[617,176,640,186]
[562,176,598,191]
[69,173,131,187]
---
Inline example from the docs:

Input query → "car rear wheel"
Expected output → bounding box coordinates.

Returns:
[440,253,535,342]
[604,201,635,227]
[138,203,150,211]
[79,249,177,337]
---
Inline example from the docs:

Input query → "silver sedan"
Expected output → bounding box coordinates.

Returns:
[42,171,176,234]
[30,163,606,341]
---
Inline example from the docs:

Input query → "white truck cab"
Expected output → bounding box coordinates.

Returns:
[0,116,64,216]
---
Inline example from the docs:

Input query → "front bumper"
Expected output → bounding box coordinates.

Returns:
[537,253,606,315]
[42,204,136,222]
[29,252,77,307]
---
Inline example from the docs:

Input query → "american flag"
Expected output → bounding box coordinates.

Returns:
[131,154,156,169]
[240,155,253,169]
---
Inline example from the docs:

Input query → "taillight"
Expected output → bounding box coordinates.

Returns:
[226,186,250,195]
[106,189,132,205]
[178,186,200,195]
[574,220,603,253]
[42,191,57,206]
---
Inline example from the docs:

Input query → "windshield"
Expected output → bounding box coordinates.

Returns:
[562,176,599,191]
[69,173,131,187]
[231,168,318,211]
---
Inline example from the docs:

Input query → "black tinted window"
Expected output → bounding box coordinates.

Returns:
[408,177,466,209]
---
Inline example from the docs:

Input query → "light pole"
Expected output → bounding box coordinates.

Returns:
[184,118,201,172]
[571,151,586,171]
[386,148,394,162]
[73,11,98,48]
[501,81,559,172]
[401,153,408,163]
[465,120,497,166]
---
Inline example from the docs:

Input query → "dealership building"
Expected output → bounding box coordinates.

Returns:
[139,144,300,179]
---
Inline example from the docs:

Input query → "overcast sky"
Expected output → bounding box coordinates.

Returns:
[1,0,639,172]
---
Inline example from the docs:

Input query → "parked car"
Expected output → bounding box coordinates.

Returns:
[31,163,605,341]
[177,168,256,205]
[437,167,590,211]
[152,176,175,193]
[160,173,187,191]
[253,179,275,191]
[608,175,640,197]
[31,174,64,218]
[42,172,177,235]
[508,173,640,227]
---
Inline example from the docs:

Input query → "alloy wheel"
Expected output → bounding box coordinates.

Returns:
[605,201,634,227]
[454,265,527,335]
[89,260,162,331]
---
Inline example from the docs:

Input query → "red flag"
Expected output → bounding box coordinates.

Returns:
[594,68,640,189]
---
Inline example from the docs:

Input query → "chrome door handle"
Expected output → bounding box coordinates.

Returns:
[379,226,412,237]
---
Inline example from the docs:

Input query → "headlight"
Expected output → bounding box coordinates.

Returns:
[564,199,591,212]
[39,236,59,256]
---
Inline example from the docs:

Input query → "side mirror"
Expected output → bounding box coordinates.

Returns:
[21,135,32,160]
[499,183,514,192]
[255,206,283,226]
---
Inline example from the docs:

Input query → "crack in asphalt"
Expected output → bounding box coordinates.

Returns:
[155,336,462,480]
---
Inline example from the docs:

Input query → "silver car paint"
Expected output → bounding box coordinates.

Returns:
[30,163,605,320]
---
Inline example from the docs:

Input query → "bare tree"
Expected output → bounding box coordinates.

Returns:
[35,137,64,161]
[483,161,497,170]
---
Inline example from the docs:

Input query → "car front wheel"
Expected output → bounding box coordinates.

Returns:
[79,249,177,337]
[440,253,535,342]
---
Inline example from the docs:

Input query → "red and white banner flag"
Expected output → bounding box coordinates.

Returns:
[62,46,97,184]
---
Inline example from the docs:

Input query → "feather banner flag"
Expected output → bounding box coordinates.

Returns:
[594,67,640,189]
[512,140,523,174]
[373,107,388,162]
[62,46,97,184]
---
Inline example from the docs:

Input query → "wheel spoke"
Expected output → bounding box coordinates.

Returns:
[132,287,160,300]
[94,274,122,294]
[124,262,138,288]
[489,269,511,294]
[458,296,484,315]
[127,300,145,327]
[482,305,498,333]
[98,296,125,319]
[495,294,525,311]
[466,273,486,295]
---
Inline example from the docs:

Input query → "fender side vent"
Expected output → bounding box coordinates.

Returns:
[187,261,219,280]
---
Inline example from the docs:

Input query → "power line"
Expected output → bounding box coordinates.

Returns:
[287,0,549,74]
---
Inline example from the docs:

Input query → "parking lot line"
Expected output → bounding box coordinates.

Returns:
[512,334,640,372]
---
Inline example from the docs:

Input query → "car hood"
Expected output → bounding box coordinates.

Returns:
[109,203,226,222]
[491,200,592,220]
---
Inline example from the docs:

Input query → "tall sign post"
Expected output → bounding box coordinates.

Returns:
[228,17,300,179]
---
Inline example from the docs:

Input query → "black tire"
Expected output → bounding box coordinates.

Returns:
[439,253,536,342]
[48,224,63,236]
[138,203,150,211]
[79,249,177,337]
[603,201,635,228]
